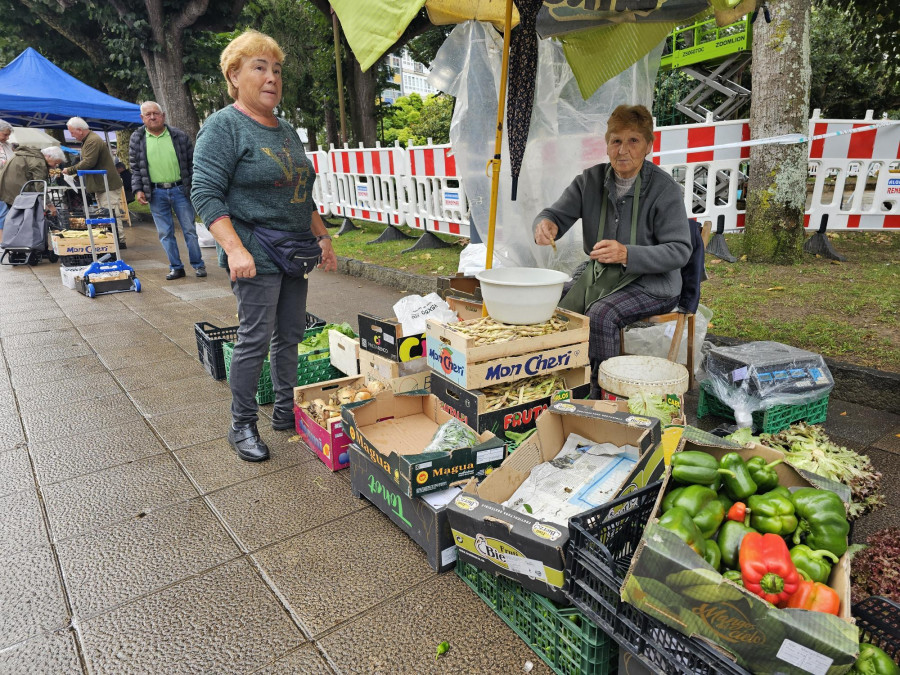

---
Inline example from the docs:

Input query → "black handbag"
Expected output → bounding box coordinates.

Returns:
[246,223,321,278]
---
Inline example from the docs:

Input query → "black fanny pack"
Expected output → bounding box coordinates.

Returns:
[245,223,321,278]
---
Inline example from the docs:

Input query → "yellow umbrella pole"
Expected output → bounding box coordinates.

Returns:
[484,0,514,276]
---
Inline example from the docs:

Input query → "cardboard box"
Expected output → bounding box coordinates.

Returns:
[448,400,664,603]
[59,265,89,290]
[349,443,457,573]
[437,274,482,302]
[293,376,392,471]
[358,312,426,363]
[621,441,858,674]
[51,233,116,256]
[328,330,359,376]
[341,392,506,498]
[429,367,592,443]
[359,350,431,393]
[426,305,590,390]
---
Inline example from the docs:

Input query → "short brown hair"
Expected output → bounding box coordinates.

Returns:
[606,105,654,144]
[220,30,285,100]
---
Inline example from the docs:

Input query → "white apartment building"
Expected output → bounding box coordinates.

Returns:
[382,49,440,105]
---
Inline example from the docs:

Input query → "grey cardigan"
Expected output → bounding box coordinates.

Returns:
[533,160,691,300]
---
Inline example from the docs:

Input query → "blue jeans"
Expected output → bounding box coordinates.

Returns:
[150,186,204,270]
[0,201,8,230]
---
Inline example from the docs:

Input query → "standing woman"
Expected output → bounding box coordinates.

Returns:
[192,30,337,463]
[0,120,15,167]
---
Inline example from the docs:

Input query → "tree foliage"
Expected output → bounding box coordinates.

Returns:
[810,1,899,117]
[379,94,453,146]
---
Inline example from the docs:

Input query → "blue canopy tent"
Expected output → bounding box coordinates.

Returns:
[0,48,141,130]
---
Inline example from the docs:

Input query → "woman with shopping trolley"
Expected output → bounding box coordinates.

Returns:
[192,30,337,463]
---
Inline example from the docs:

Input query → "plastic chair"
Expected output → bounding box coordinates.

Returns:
[620,221,712,391]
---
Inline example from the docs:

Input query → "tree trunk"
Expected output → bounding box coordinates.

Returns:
[744,0,812,264]
[324,101,339,148]
[347,58,378,147]
[307,126,319,152]
[142,49,200,140]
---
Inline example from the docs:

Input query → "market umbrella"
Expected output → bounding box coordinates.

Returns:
[9,127,60,148]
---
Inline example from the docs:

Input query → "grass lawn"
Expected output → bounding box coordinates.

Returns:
[330,219,899,373]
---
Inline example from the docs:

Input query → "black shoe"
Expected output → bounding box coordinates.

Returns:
[119,241,127,250]
[195,267,207,278]
[166,268,186,281]
[228,423,270,462]
[271,414,295,431]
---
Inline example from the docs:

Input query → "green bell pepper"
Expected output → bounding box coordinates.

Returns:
[722,569,744,586]
[849,643,900,675]
[717,519,757,569]
[719,452,758,500]
[748,489,799,535]
[662,485,725,538]
[703,539,722,571]
[670,451,731,486]
[769,485,792,499]
[790,545,840,584]
[658,506,707,557]
[791,487,850,557]
[746,456,784,492]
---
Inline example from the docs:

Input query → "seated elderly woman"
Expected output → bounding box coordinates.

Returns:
[533,104,691,398]
[0,145,66,228]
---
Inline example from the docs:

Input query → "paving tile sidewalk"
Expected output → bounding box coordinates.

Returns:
[0,217,896,673]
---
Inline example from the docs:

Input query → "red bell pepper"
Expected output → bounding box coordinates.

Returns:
[739,532,801,605]
[784,579,841,615]
[727,502,748,522]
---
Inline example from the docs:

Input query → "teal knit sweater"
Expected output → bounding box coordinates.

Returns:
[191,105,317,274]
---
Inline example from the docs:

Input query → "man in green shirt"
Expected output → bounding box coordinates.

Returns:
[129,101,204,279]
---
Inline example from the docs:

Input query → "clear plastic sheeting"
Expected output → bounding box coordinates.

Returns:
[704,341,835,427]
[429,21,662,275]
[622,304,713,374]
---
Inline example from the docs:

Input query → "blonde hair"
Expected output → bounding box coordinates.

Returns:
[606,105,654,144]
[220,30,285,100]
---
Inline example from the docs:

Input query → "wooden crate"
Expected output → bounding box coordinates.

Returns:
[426,304,590,390]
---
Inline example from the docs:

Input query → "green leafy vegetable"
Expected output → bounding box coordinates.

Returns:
[725,427,760,445]
[423,419,480,454]
[628,392,680,426]
[435,641,450,660]
[850,527,900,605]
[297,323,356,354]
[505,428,536,449]
[761,422,885,519]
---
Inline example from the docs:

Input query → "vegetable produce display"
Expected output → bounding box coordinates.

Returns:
[481,374,567,412]
[850,527,900,605]
[298,323,356,354]
[627,391,682,426]
[445,315,567,345]
[849,643,900,675]
[297,380,386,426]
[659,448,852,616]
[423,418,480,454]
[761,422,885,519]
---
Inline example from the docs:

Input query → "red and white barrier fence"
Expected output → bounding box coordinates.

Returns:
[307,111,899,236]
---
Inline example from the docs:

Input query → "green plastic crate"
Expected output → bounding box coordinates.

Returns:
[696,379,829,434]
[222,328,344,405]
[456,559,617,675]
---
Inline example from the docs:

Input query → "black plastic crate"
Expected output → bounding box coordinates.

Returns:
[58,253,117,266]
[854,596,900,660]
[194,313,326,380]
[565,483,750,675]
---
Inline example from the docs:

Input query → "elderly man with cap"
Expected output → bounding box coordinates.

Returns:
[63,117,126,248]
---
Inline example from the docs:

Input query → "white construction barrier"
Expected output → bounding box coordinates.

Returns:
[306,112,898,237]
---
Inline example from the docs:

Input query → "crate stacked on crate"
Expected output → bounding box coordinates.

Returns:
[456,559,617,675]
[425,297,591,446]
[565,482,753,675]
[697,341,834,434]
[853,596,900,663]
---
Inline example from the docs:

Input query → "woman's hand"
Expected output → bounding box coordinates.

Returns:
[534,219,559,246]
[591,239,628,265]
[228,246,257,281]
[318,239,337,272]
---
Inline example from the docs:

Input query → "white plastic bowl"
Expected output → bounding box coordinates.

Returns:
[475,267,571,325]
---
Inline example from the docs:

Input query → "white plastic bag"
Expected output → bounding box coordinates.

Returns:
[622,305,713,374]
[392,293,458,335]
[457,242,488,275]
[195,221,216,248]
